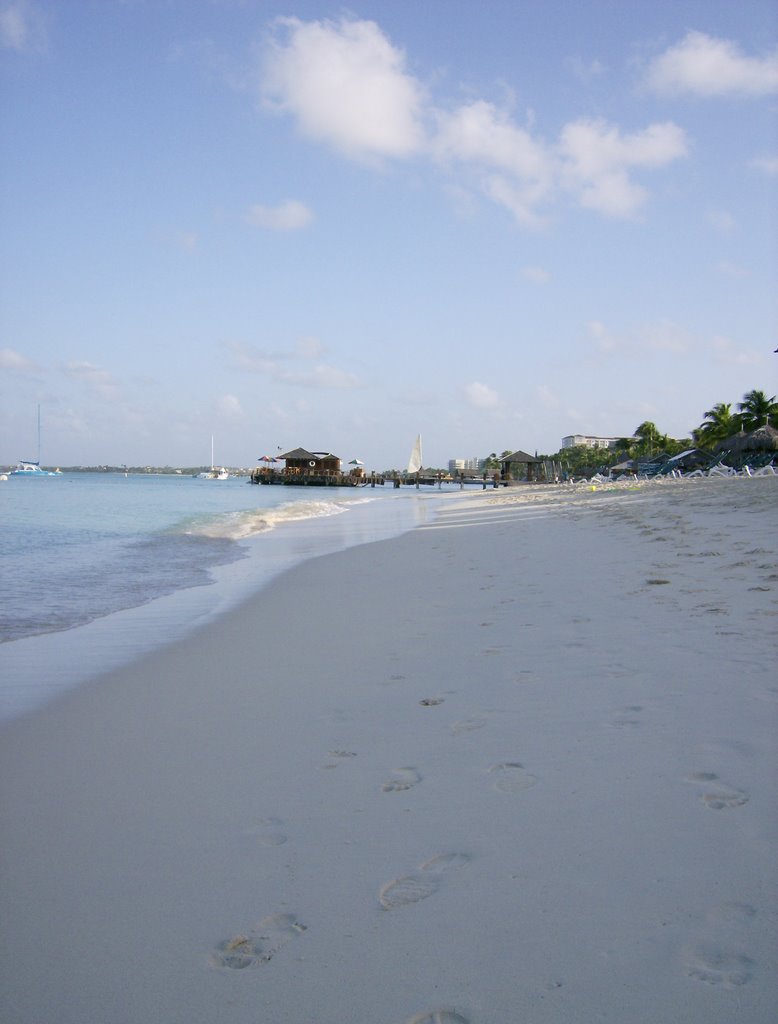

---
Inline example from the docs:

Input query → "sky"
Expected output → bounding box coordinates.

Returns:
[1,0,776,470]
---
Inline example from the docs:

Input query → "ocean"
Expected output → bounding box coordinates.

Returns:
[0,472,444,723]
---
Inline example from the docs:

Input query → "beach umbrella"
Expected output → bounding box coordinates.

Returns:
[257,454,278,463]
[348,458,364,466]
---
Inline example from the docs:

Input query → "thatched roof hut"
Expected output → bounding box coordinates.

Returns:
[715,425,778,454]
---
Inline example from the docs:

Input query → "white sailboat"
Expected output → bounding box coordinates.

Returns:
[197,436,229,479]
[407,434,423,475]
[10,406,60,477]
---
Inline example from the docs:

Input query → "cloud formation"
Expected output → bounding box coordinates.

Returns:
[0,1,46,53]
[246,199,314,231]
[258,15,688,224]
[225,339,360,390]
[750,155,778,175]
[63,361,120,400]
[646,31,778,97]
[261,16,425,161]
[557,118,688,217]
[465,381,500,409]
[522,266,551,285]
[0,346,39,373]
[588,319,694,358]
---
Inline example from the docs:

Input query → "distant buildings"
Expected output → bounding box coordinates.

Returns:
[561,434,626,450]
[448,457,482,474]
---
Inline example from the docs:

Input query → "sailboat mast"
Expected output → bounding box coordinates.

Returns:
[37,404,41,464]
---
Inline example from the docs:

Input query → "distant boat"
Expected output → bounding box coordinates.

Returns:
[10,406,60,477]
[10,460,59,477]
[197,436,229,479]
[407,434,423,475]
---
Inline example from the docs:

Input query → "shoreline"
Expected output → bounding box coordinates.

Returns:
[1,475,776,1023]
[0,487,436,724]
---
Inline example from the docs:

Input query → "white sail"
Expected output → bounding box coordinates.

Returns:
[407,434,423,474]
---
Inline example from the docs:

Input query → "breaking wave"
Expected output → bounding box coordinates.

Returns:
[179,497,366,541]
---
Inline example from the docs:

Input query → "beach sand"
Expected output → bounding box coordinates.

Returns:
[1,476,776,1023]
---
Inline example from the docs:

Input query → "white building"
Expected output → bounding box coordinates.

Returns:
[448,457,481,474]
[561,434,627,450]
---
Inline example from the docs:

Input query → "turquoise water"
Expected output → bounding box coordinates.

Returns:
[0,473,443,721]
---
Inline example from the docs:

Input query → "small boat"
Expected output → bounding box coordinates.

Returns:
[10,460,59,477]
[197,436,229,479]
[11,407,60,477]
[407,434,423,475]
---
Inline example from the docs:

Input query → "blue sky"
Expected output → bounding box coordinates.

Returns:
[1,0,776,470]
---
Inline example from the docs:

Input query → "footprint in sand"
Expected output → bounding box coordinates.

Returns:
[407,1011,470,1024]
[211,913,306,969]
[243,817,288,846]
[489,762,538,793]
[379,853,469,910]
[451,717,487,735]
[382,767,421,792]
[684,771,749,810]
[684,944,753,988]
[320,750,358,770]
[680,902,757,988]
[609,705,644,729]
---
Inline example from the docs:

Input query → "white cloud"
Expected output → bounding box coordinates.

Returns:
[282,364,360,390]
[521,266,551,285]
[63,361,120,400]
[295,335,325,359]
[750,155,778,175]
[0,346,38,373]
[646,31,778,97]
[0,1,46,53]
[716,260,749,279]
[535,384,561,408]
[225,339,360,389]
[558,118,688,217]
[216,394,244,419]
[588,319,620,353]
[464,381,500,409]
[257,16,688,225]
[435,104,686,223]
[567,56,606,83]
[711,335,764,365]
[246,199,314,231]
[435,100,550,181]
[707,209,736,233]
[588,319,693,356]
[639,321,693,354]
[261,15,425,161]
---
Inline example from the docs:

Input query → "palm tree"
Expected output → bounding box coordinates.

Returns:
[693,402,740,447]
[633,421,669,456]
[737,389,778,431]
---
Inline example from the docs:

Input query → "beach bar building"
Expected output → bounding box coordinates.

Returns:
[250,448,370,486]
[278,448,341,479]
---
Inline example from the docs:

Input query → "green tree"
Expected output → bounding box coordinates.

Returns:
[737,389,778,431]
[693,402,740,447]
[633,421,668,457]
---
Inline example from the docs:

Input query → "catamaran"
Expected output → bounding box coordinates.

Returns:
[197,436,229,479]
[10,407,60,477]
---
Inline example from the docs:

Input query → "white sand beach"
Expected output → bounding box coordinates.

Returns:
[1,476,776,1024]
